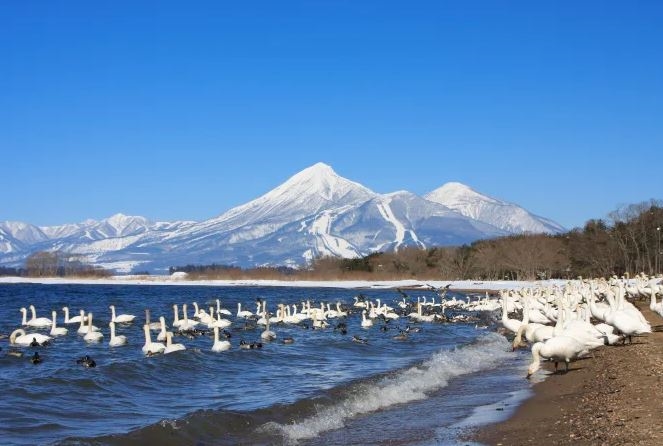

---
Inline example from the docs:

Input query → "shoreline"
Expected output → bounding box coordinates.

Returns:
[469,302,663,445]
[0,275,564,293]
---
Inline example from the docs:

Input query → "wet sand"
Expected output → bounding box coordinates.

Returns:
[470,303,663,445]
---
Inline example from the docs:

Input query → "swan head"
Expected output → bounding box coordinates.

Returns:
[10,329,26,344]
[20,307,27,314]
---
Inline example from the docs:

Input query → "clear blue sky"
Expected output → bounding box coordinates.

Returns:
[2,1,661,230]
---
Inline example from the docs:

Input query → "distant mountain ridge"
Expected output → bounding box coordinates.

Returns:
[0,162,565,273]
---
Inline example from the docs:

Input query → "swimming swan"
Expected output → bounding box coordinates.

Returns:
[27,305,52,328]
[77,310,99,335]
[50,310,68,336]
[109,321,128,347]
[109,305,136,324]
[62,306,87,324]
[10,329,52,346]
[142,324,165,355]
[212,326,231,352]
[83,313,104,342]
[164,332,186,354]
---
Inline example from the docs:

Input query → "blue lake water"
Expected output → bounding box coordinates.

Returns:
[0,283,532,445]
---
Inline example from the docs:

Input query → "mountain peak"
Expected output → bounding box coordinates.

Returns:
[425,182,565,234]
[212,163,377,226]
[425,182,495,205]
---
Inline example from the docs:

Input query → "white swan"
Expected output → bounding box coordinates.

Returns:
[177,304,199,330]
[236,302,254,319]
[261,317,276,341]
[142,324,165,355]
[163,332,186,354]
[157,316,168,342]
[63,306,86,324]
[50,310,68,336]
[145,308,162,331]
[109,321,128,347]
[361,310,373,328]
[527,335,589,378]
[649,286,663,318]
[500,292,523,334]
[77,310,99,335]
[109,305,136,324]
[10,328,52,346]
[217,299,232,316]
[83,313,104,343]
[27,305,52,328]
[212,326,231,352]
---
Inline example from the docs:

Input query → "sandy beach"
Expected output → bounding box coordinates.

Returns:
[471,302,663,445]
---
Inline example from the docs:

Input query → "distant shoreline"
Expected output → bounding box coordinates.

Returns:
[0,275,565,293]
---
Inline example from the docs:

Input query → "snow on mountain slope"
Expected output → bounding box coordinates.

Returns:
[0,163,564,273]
[0,221,49,245]
[424,182,565,234]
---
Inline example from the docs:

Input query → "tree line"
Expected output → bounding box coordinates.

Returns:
[12,251,112,278]
[170,200,663,281]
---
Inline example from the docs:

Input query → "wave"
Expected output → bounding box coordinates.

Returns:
[260,332,511,444]
[73,332,512,446]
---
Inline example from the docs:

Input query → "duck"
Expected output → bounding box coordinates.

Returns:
[108,321,128,347]
[49,310,68,336]
[352,335,368,344]
[9,329,52,346]
[392,330,408,341]
[83,313,104,343]
[109,305,136,324]
[211,326,231,352]
[163,332,186,354]
[281,336,295,344]
[142,324,165,355]
[30,352,42,364]
[63,306,87,324]
[76,355,96,368]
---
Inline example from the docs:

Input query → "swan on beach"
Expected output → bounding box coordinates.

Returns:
[526,335,589,378]
[109,305,135,324]
[109,321,128,347]
[50,310,68,336]
[212,326,231,352]
[10,329,52,346]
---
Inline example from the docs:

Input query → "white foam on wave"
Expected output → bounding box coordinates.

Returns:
[260,333,512,443]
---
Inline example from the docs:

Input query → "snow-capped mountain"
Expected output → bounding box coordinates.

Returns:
[424,182,565,234]
[0,163,564,273]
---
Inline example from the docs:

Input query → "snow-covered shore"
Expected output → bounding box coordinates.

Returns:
[0,275,566,291]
